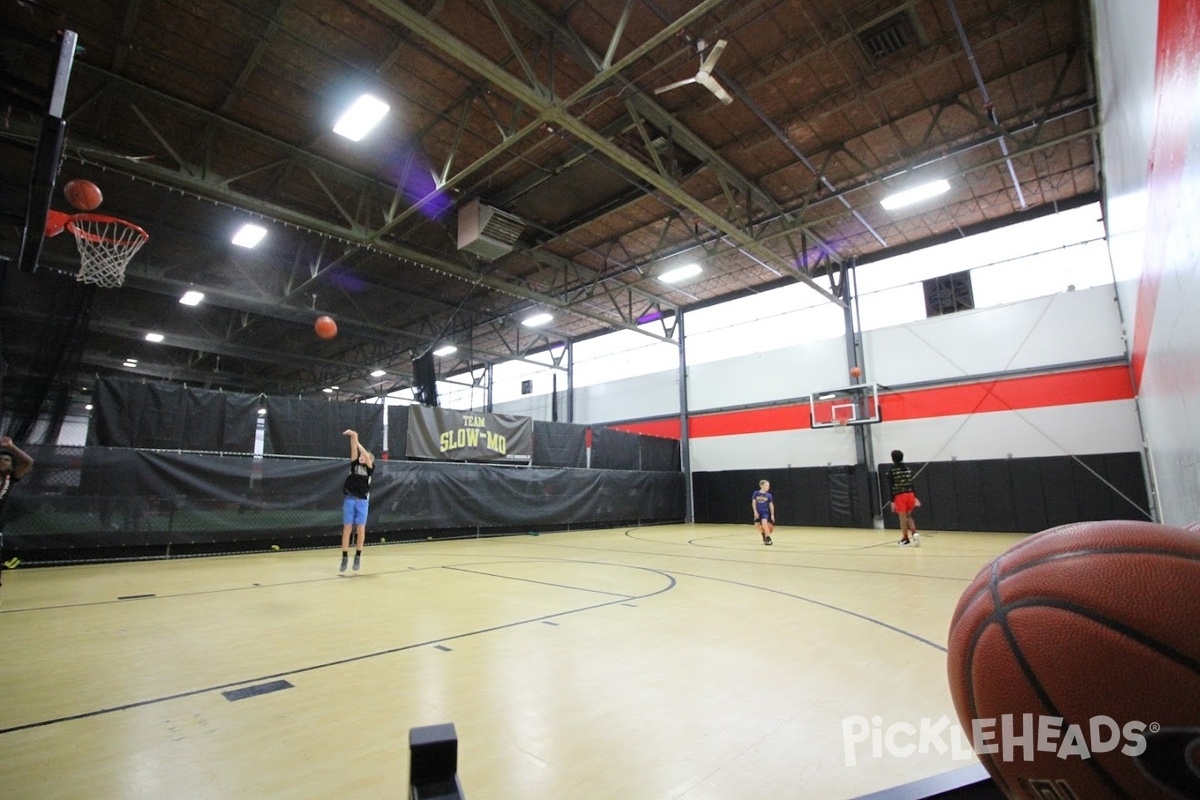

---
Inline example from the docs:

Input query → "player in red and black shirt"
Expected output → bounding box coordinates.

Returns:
[888,450,920,546]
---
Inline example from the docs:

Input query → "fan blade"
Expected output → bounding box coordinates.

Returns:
[696,73,734,105]
[654,77,698,95]
[700,39,727,72]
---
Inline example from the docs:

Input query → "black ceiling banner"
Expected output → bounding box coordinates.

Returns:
[406,405,532,463]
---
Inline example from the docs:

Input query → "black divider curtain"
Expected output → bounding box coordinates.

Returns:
[875,452,1151,532]
[3,445,685,555]
[691,465,871,528]
[87,377,259,451]
[386,405,409,459]
[262,396,383,457]
[639,434,681,472]
[532,421,587,468]
[591,427,640,470]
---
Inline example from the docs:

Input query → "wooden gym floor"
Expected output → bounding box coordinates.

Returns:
[0,524,1024,799]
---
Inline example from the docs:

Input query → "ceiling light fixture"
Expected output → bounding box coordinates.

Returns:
[880,179,951,210]
[522,313,553,327]
[180,290,204,306]
[370,369,387,378]
[432,345,457,357]
[334,93,390,141]
[232,223,267,248]
[145,333,164,343]
[658,263,702,284]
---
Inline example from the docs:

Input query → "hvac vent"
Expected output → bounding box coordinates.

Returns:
[857,10,917,62]
[457,198,524,261]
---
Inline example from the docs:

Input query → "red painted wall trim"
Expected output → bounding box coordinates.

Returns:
[609,366,1135,440]
[1133,0,1200,389]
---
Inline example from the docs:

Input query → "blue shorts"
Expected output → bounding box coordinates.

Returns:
[343,496,369,526]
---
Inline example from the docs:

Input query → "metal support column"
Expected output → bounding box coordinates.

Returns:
[677,312,694,523]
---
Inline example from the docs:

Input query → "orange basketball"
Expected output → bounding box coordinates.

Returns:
[947,520,1200,798]
[850,365,862,378]
[314,315,337,339]
[63,179,103,211]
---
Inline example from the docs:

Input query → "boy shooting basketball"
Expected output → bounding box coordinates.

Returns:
[339,429,375,572]
[752,479,775,545]
[0,436,34,584]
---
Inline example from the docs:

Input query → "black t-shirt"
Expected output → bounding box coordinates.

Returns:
[343,458,373,499]
[0,472,19,526]
[887,464,913,499]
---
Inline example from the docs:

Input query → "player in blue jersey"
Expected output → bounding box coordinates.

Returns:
[752,479,775,545]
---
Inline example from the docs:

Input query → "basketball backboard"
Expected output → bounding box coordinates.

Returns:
[0,28,76,274]
[809,383,881,428]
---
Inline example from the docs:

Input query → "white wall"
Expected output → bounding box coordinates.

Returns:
[866,288,1126,384]
[690,427,856,472]
[557,285,1140,475]
[1094,0,1200,525]
[687,338,848,413]
[569,370,680,424]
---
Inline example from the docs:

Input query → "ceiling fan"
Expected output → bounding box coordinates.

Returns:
[654,39,734,105]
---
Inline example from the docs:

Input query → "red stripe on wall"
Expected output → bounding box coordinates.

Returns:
[609,366,1134,440]
[1133,0,1200,389]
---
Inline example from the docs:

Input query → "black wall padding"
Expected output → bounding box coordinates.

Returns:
[4,445,685,556]
[262,396,383,457]
[532,421,587,468]
[875,452,1151,533]
[591,427,640,470]
[639,434,681,472]
[386,405,410,460]
[87,377,258,451]
[691,466,871,528]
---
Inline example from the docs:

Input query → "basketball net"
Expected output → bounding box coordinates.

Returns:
[47,210,149,288]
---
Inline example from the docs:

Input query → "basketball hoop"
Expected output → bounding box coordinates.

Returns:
[46,210,149,288]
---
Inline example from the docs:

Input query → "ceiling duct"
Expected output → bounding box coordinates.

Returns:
[457,198,524,261]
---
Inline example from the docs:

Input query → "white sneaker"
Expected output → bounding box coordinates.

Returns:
[912,532,921,547]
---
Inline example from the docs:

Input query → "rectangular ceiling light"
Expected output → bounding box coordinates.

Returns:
[522,313,553,328]
[180,290,204,306]
[334,93,390,141]
[658,263,702,284]
[232,223,267,248]
[370,369,387,378]
[880,179,951,210]
[432,345,458,357]
[145,332,164,343]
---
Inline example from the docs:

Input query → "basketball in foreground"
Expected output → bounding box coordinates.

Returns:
[314,315,337,339]
[946,520,1200,798]
[63,178,103,211]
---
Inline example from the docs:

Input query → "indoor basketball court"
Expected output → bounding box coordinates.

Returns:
[0,524,1023,799]
[2,2,1200,799]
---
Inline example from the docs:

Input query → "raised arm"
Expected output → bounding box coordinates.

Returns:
[342,429,374,468]
[0,436,33,479]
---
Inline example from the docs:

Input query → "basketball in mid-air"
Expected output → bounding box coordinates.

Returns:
[63,179,103,211]
[946,519,1200,798]
[850,365,862,378]
[314,315,338,339]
